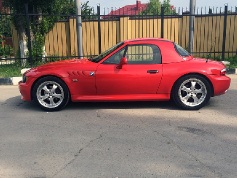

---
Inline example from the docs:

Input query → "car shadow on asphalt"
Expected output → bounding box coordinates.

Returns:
[66,100,177,111]
[3,89,237,116]
[2,95,178,111]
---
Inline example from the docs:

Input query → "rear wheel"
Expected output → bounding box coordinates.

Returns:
[32,76,70,111]
[172,75,211,110]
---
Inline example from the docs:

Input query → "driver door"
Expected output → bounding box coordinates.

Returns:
[95,43,163,95]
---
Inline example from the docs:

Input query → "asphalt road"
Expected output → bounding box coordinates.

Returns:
[0,75,237,178]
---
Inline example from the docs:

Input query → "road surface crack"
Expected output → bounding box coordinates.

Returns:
[52,133,103,177]
[154,130,222,178]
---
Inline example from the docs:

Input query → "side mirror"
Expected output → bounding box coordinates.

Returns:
[116,57,128,69]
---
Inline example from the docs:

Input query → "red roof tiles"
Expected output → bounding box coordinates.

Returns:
[106,0,148,16]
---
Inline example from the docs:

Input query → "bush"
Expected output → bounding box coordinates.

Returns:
[0,64,22,77]
[0,44,13,57]
[225,55,237,68]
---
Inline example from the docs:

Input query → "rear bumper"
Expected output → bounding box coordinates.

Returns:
[208,75,231,96]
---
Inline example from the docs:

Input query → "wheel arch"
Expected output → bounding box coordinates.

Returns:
[30,75,71,101]
[171,73,214,98]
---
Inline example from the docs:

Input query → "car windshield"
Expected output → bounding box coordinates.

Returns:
[174,43,190,57]
[89,42,124,63]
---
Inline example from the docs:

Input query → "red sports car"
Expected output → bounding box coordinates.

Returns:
[19,38,231,111]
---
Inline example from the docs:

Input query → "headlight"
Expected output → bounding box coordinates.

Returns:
[22,75,28,83]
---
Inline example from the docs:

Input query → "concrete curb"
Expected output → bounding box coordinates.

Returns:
[227,68,237,75]
[0,78,13,85]
[0,77,22,85]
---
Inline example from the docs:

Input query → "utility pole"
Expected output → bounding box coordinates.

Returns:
[75,0,83,58]
[189,0,196,54]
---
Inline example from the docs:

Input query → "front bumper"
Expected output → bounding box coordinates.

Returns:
[18,80,33,101]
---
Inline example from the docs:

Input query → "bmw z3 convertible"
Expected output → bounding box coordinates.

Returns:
[19,38,231,111]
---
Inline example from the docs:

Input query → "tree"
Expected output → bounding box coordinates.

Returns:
[81,1,96,20]
[3,0,94,66]
[0,15,11,38]
[141,0,176,15]
[0,15,13,58]
[162,0,176,15]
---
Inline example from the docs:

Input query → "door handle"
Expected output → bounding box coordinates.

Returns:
[147,70,159,74]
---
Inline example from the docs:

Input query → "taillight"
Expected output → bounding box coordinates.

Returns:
[220,68,226,76]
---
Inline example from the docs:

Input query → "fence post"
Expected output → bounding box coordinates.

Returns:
[222,5,228,60]
[189,0,196,54]
[161,5,164,38]
[24,3,33,67]
[97,5,102,54]
[75,0,83,58]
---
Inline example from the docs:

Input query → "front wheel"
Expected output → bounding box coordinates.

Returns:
[172,75,211,110]
[32,76,70,111]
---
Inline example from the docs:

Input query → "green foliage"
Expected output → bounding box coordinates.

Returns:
[0,17,13,57]
[3,0,95,64]
[4,0,75,34]
[81,1,96,20]
[162,0,176,15]
[0,15,12,38]
[0,64,22,77]
[3,0,75,63]
[0,44,13,57]
[141,0,161,15]
[0,15,13,57]
[32,32,44,59]
[141,0,176,15]
[224,55,237,68]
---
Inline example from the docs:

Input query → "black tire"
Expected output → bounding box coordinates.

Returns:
[32,76,70,111]
[172,75,211,110]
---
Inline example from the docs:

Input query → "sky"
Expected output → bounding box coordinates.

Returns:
[81,0,237,11]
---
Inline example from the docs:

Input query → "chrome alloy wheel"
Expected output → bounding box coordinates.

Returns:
[178,78,207,107]
[36,81,64,109]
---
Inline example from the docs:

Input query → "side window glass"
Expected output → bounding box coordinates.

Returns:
[126,44,161,64]
[103,48,125,64]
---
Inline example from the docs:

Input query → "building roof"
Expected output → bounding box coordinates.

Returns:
[106,0,148,17]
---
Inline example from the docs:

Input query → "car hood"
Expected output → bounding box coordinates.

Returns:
[37,58,92,68]
[29,58,95,71]
[24,58,97,77]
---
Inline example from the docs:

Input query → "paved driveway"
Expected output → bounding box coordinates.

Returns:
[0,75,237,178]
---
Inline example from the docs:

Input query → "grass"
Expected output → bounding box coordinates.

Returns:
[0,64,22,78]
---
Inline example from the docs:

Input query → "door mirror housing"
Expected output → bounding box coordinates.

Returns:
[116,57,128,69]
